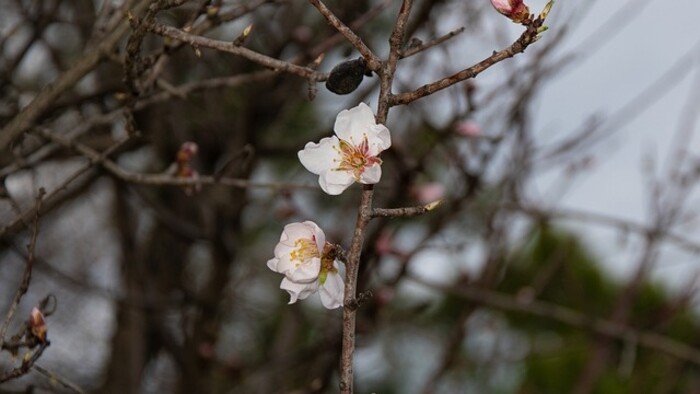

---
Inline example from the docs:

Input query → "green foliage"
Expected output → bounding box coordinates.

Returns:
[499,225,700,393]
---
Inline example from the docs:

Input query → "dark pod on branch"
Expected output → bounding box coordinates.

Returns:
[325,57,372,95]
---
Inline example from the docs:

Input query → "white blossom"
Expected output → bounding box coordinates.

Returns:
[267,221,344,309]
[298,103,391,195]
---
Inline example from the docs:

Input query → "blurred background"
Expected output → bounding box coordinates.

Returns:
[1,0,700,393]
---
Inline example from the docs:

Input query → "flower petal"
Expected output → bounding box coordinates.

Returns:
[266,257,280,272]
[286,257,321,283]
[280,277,318,304]
[283,222,314,242]
[358,163,382,184]
[368,124,391,154]
[334,103,377,143]
[270,221,326,280]
[298,137,340,175]
[319,169,355,195]
[319,272,344,309]
[301,220,326,254]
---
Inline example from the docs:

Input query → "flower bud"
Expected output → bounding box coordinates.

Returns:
[29,307,47,342]
[175,142,201,195]
[177,142,198,163]
[490,0,531,24]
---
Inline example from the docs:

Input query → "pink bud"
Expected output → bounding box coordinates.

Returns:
[454,120,482,138]
[175,142,201,195]
[490,0,531,23]
[177,141,199,163]
[29,307,47,342]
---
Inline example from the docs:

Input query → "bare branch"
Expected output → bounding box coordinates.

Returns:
[36,128,315,191]
[307,0,382,72]
[147,22,327,82]
[410,275,700,366]
[0,189,44,349]
[33,364,86,394]
[400,27,466,59]
[0,2,149,150]
[391,27,541,106]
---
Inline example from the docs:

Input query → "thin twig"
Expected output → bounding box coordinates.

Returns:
[0,341,50,383]
[509,203,700,254]
[410,275,700,366]
[0,135,130,240]
[391,26,541,106]
[400,26,466,59]
[371,203,437,218]
[37,128,316,191]
[307,0,382,72]
[147,22,327,82]
[0,1,149,150]
[377,0,413,119]
[33,364,86,394]
[0,189,44,349]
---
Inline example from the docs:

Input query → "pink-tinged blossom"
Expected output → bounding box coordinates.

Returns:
[411,182,445,205]
[298,103,391,195]
[454,120,482,138]
[267,221,344,309]
[490,0,530,23]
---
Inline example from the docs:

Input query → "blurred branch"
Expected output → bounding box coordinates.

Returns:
[411,276,700,366]
[0,342,50,383]
[400,27,466,59]
[0,188,44,349]
[511,203,700,254]
[0,136,130,240]
[0,190,47,384]
[36,128,315,191]
[33,364,86,394]
[0,71,275,178]
[0,1,149,150]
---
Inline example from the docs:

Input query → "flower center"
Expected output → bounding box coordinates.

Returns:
[289,238,320,267]
[335,136,382,180]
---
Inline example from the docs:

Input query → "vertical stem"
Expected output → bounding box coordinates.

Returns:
[339,2,412,393]
[378,0,412,120]
[340,185,374,394]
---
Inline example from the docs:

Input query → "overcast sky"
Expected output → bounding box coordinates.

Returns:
[528,0,700,285]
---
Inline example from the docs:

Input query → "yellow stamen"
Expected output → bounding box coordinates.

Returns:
[289,238,320,267]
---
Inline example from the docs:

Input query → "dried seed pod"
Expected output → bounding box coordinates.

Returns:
[325,57,372,95]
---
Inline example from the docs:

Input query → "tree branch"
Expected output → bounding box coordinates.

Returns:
[411,275,700,366]
[0,1,149,150]
[307,0,382,72]
[391,27,541,106]
[147,22,327,82]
